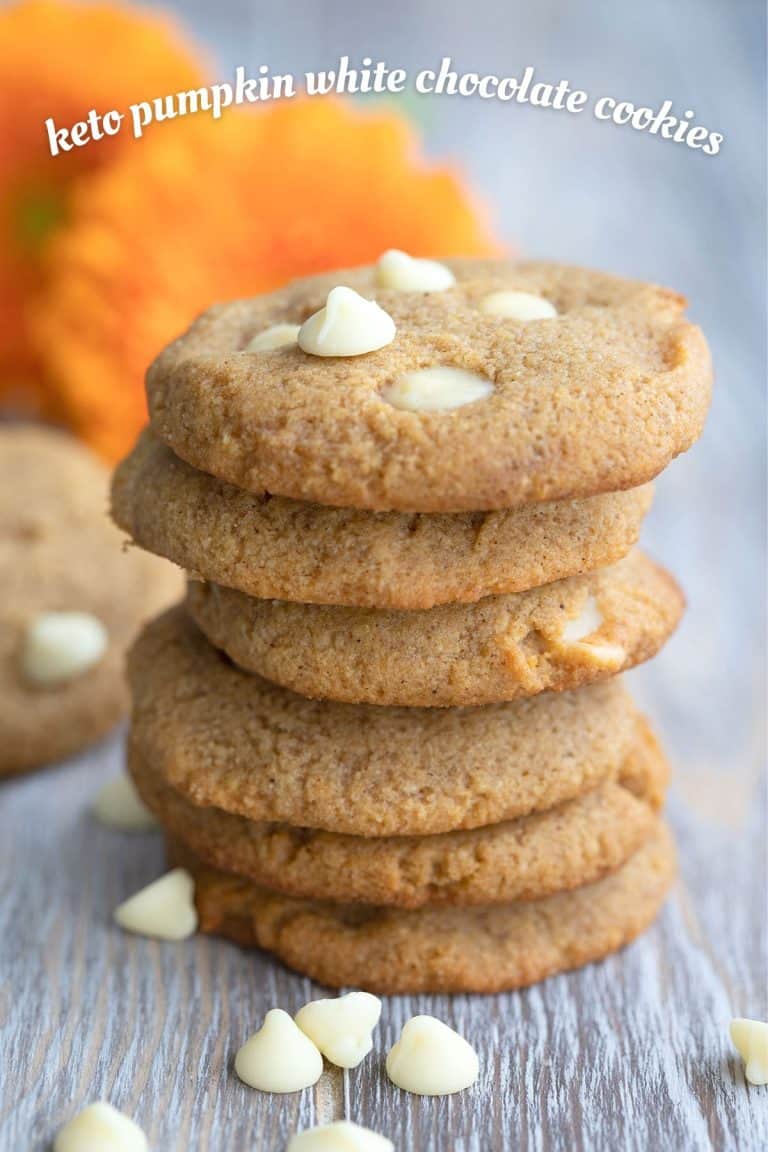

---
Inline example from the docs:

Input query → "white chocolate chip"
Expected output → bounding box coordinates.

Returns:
[298,287,395,357]
[288,1121,393,1152]
[480,290,557,320]
[245,323,300,352]
[235,1008,323,1092]
[114,868,197,941]
[561,594,603,643]
[53,1101,148,1152]
[22,611,108,687]
[386,1015,479,1096]
[731,1018,768,1086]
[381,366,494,412]
[295,991,381,1069]
[375,249,455,292]
[577,640,626,668]
[558,594,626,669]
[91,776,158,832]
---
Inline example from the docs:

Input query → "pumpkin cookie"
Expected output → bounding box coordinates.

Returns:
[130,718,666,908]
[0,425,181,775]
[113,430,653,609]
[146,259,711,512]
[187,551,684,707]
[171,825,676,993]
[128,609,638,836]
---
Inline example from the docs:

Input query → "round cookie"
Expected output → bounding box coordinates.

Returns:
[0,424,181,776]
[128,608,639,836]
[171,825,676,993]
[130,718,667,908]
[146,259,712,513]
[187,551,684,708]
[113,430,653,609]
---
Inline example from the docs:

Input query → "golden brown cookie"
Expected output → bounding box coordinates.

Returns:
[130,718,666,907]
[188,551,684,707]
[171,825,676,993]
[146,259,711,513]
[0,425,181,776]
[113,430,653,609]
[128,609,638,836]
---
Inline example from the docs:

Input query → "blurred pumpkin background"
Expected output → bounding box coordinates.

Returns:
[0,0,496,460]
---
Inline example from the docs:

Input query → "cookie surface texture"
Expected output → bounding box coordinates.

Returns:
[187,551,684,707]
[171,826,676,993]
[130,719,667,907]
[128,609,638,836]
[112,431,653,608]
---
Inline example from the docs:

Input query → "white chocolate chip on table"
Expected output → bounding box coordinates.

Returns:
[114,868,197,940]
[287,1120,393,1151]
[375,248,455,292]
[21,611,108,687]
[92,775,158,831]
[381,366,494,412]
[298,287,395,357]
[731,1018,768,1085]
[480,289,558,320]
[245,323,300,352]
[386,1015,479,1095]
[235,1008,323,1092]
[53,1101,148,1152]
[295,991,382,1068]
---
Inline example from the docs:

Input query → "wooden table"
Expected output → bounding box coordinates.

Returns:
[1,700,765,1150]
[3,672,764,1147]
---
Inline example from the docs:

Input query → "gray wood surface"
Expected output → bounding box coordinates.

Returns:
[2,0,766,1149]
[1,724,766,1151]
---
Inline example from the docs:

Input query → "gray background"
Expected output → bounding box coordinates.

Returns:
[2,2,766,1150]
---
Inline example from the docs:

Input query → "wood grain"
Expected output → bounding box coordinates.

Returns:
[1,0,765,1148]
[0,719,765,1151]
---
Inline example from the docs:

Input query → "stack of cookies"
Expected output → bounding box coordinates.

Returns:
[112,255,711,993]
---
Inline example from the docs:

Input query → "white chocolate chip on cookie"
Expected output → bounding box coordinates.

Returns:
[731,1018,768,1085]
[299,287,395,357]
[92,775,158,832]
[22,611,107,687]
[235,1008,323,1092]
[295,991,381,1068]
[480,290,557,320]
[561,594,604,643]
[386,1014,479,1095]
[245,323,300,352]
[375,249,455,292]
[288,1121,393,1151]
[114,868,197,940]
[381,366,494,412]
[53,1101,148,1152]
[557,594,626,669]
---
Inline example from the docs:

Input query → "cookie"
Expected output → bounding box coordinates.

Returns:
[130,719,666,908]
[171,825,676,993]
[187,550,684,707]
[128,609,638,836]
[145,259,712,513]
[113,430,653,609]
[0,424,181,776]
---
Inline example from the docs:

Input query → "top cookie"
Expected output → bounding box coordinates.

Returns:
[146,258,712,512]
